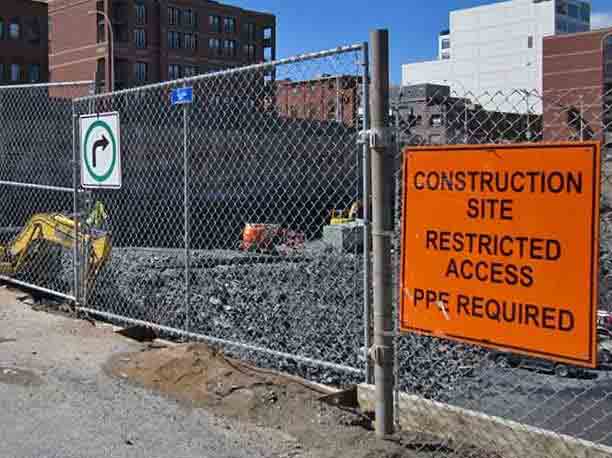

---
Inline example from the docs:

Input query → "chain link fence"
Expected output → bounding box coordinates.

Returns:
[0,82,93,300]
[2,52,612,458]
[392,83,612,457]
[72,45,368,384]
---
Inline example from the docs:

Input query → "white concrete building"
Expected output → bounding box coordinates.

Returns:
[402,0,591,112]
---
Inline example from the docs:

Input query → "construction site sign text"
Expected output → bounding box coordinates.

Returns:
[400,142,601,368]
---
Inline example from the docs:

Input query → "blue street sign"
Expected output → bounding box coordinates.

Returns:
[171,87,193,106]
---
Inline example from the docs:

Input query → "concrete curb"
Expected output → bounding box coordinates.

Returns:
[357,384,612,458]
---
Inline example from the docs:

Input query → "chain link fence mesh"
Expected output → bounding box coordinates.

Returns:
[73,46,367,384]
[2,55,612,458]
[0,82,93,299]
[392,83,612,456]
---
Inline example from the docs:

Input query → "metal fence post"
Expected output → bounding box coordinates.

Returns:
[370,29,394,437]
[361,41,374,385]
[183,101,191,334]
[72,111,80,308]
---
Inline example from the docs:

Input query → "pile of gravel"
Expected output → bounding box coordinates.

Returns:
[85,246,488,399]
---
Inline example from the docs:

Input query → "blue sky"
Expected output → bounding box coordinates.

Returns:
[230,0,612,83]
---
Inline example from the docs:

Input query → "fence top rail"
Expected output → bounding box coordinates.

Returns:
[0,81,94,90]
[74,43,365,102]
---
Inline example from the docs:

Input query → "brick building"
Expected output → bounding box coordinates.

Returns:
[276,75,360,126]
[48,0,276,91]
[0,0,48,84]
[394,84,540,146]
[543,28,612,143]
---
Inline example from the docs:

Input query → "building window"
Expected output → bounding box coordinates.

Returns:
[580,2,590,22]
[556,0,568,15]
[567,3,579,19]
[134,28,146,48]
[223,17,236,33]
[183,9,195,27]
[168,31,181,49]
[263,27,273,40]
[28,64,40,83]
[244,43,256,59]
[567,22,577,33]
[0,64,4,81]
[224,39,237,57]
[264,47,273,61]
[9,20,20,40]
[209,37,221,55]
[556,19,568,33]
[168,64,180,80]
[244,22,256,41]
[528,35,534,49]
[168,7,179,26]
[135,3,146,25]
[441,38,450,50]
[209,15,221,32]
[135,62,148,82]
[441,52,450,60]
[430,114,443,127]
[10,63,20,82]
[183,65,197,77]
[184,33,197,50]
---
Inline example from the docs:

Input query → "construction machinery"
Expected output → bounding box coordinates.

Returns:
[240,223,305,253]
[329,200,362,225]
[0,204,112,292]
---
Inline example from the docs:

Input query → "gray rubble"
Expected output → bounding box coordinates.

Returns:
[82,245,488,400]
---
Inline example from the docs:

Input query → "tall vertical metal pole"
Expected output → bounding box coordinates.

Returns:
[72,112,80,308]
[361,42,373,385]
[464,104,468,144]
[580,99,584,142]
[183,103,191,333]
[525,92,531,141]
[370,29,394,437]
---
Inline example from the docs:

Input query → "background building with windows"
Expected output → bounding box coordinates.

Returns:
[0,0,48,85]
[542,27,612,144]
[48,0,275,92]
[393,83,540,145]
[275,75,360,126]
[402,0,592,112]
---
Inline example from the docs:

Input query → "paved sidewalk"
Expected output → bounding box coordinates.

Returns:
[0,287,293,458]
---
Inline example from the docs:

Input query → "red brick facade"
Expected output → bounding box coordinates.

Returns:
[49,0,275,92]
[543,28,612,142]
[276,75,360,126]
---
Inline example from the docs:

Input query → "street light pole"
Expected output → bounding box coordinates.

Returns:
[88,10,115,92]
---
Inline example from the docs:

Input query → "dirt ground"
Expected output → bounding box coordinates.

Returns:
[106,342,502,458]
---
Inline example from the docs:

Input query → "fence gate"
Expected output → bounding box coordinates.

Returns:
[0,82,93,301]
[72,45,369,383]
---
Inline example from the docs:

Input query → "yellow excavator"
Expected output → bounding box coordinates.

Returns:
[0,202,111,291]
[330,200,362,225]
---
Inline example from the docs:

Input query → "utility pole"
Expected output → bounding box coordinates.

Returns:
[89,10,115,92]
[369,29,394,438]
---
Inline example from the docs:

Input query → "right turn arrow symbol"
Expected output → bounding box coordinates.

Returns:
[92,135,109,168]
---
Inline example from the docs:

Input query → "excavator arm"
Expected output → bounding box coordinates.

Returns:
[0,209,111,289]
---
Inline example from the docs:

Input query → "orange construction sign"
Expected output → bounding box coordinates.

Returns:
[400,142,601,368]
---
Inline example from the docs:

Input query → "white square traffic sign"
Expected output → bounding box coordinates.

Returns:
[80,112,122,189]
